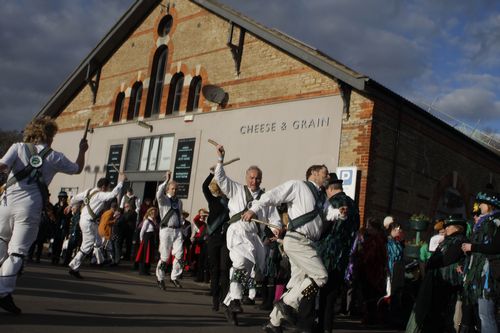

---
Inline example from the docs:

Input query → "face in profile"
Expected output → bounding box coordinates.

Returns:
[314,167,329,187]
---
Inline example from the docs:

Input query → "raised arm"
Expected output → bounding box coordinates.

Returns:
[202,173,215,202]
[74,139,89,173]
[100,172,126,201]
[213,144,239,198]
[242,180,296,221]
[156,170,172,206]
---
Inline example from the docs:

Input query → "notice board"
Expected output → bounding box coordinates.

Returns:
[173,138,196,198]
[105,145,123,187]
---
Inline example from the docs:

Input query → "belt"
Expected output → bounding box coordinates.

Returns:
[286,230,308,239]
[166,225,180,229]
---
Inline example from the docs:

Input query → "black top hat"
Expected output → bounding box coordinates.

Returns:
[444,214,466,228]
[328,172,343,185]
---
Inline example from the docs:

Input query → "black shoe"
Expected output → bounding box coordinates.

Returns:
[223,304,238,325]
[157,280,166,291]
[170,279,182,288]
[212,302,219,312]
[262,322,283,333]
[258,302,274,311]
[275,299,297,325]
[0,294,22,315]
[68,269,83,279]
[242,295,255,305]
[229,299,243,313]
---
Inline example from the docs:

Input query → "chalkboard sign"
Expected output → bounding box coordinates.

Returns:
[173,138,196,198]
[105,145,123,187]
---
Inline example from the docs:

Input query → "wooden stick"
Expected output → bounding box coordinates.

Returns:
[83,119,91,140]
[251,218,281,229]
[208,139,219,147]
[211,157,240,170]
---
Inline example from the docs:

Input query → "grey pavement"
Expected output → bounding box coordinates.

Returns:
[1,260,403,333]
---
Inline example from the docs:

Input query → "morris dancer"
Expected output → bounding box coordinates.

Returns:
[156,170,184,290]
[0,117,87,314]
[242,165,332,333]
[68,173,125,278]
[214,144,281,325]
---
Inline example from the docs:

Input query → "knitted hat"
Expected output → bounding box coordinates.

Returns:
[475,191,500,209]
[58,191,68,198]
[383,216,394,229]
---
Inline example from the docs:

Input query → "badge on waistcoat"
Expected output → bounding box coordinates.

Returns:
[29,155,43,168]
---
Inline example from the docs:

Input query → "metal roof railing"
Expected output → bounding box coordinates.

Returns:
[416,100,500,154]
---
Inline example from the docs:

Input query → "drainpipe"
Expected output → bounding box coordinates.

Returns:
[387,106,402,214]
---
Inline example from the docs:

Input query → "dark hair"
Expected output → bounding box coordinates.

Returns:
[110,201,118,210]
[97,178,110,188]
[306,164,327,179]
[388,222,401,232]
[366,217,383,231]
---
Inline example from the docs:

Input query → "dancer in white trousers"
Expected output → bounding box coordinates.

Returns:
[0,117,87,314]
[155,170,184,290]
[214,144,281,324]
[242,164,333,333]
[68,173,125,278]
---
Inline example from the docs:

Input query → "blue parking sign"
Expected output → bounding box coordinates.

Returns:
[339,169,353,185]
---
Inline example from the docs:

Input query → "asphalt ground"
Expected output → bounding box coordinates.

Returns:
[1,260,403,333]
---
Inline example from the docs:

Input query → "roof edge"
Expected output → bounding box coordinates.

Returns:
[192,0,367,91]
[36,0,162,119]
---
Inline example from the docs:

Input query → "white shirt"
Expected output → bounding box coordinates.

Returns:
[139,218,156,241]
[70,182,123,222]
[429,234,445,252]
[0,142,79,195]
[120,194,141,215]
[156,181,183,227]
[250,180,326,241]
[214,163,281,233]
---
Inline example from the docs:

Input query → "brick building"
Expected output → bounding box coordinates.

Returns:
[38,0,500,225]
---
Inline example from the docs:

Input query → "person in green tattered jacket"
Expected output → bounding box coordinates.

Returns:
[405,215,467,333]
[461,191,500,333]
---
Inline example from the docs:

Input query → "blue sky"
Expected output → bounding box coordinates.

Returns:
[1,0,499,142]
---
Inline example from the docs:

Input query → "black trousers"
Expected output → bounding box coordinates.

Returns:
[207,231,231,308]
[318,270,343,332]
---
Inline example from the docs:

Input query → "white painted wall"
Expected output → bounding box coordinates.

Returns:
[50,95,343,217]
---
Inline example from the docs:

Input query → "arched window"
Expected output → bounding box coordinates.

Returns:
[112,92,125,122]
[157,15,173,37]
[186,76,202,112]
[145,46,168,118]
[127,82,143,120]
[166,73,184,115]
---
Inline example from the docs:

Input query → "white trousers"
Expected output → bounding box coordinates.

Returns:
[156,227,183,281]
[269,231,328,327]
[223,221,266,305]
[0,190,43,297]
[68,218,103,271]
